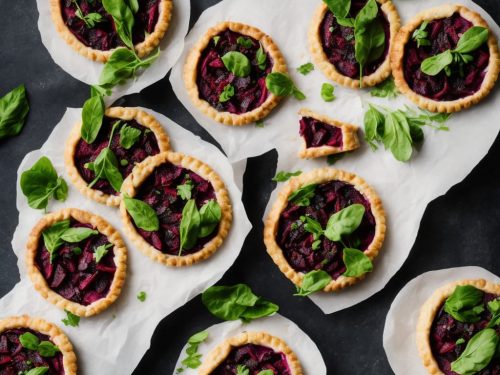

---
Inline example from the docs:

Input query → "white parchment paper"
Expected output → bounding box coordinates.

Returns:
[170,0,500,313]
[36,0,190,100]
[173,314,326,375]
[0,108,252,375]
[383,266,500,375]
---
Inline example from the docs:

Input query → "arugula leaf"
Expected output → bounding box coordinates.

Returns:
[294,270,332,297]
[81,94,105,144]
[219,84,235,103]
[323,0,351,19]
[265,72,306,100]
[123,196,159,231]
[444,285,485,323]
[451,328,499,375]
[93,243,112,263]
[236,365,250,375]
[0,84,29,139]
[177,178,193,200]
[256,43,267,70]
[342,248,373,277]
[272,170,302,182]
[102,0,135,49]
[24,368,49,375]
[42,220,71,262]
[137,291,147,302]
[221,51,251,77]
[62,310,80,327]
[237,36,254,48]
[20,156,68,211]
[297,62,314,75]
[321,83,336,102]
[119,124,141,149]
[288,184,317,207]
[199,200,222,238]
[324,203,365,242]
[179,199,201,254]
[370,77,399,98]
[412,21,430,48]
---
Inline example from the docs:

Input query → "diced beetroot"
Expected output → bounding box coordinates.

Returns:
[83,291,102,305]
[50,265,67,289]
[0,355,11,365]
[79,272,98,291]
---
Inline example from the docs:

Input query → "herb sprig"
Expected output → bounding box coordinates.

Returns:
[0,84,29,140]
[175,330,209,373]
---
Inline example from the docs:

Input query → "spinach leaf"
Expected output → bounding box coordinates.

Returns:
[199,200,222,238]
[0,84,29,139]
[370,77,399,98]
[343,248,373,277]
[321,83,336,102]
[119,124,141,149]
[179,199,201,254]
[102,0,135,49]
[451,328,499,375]
[94,243,112,263]
[272,170,302,182]
[324,203,365,242]
[355,16,385,84]
[288,184,317,207]
[323,0,351,19]
[61,309,80,327]
[364,104,384,149]
[237,36,254,48]
[265,72,306,100]
[297,62,314,75]
[294,270,332,297]
[221,51,251,77]
[59,227,98,243]
[444,285,485,323]
[421,50,454,76]
[383,111,413,162]
[81,94,105,144]
[412,21,430,48]
[219,84,235,103]
[42,220,70,262]
[20,156,68,210]
[123,196,159,231]
[256,43,267,70]
[455,26,489,54]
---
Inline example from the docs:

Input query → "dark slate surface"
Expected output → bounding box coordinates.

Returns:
[1,1,499,374]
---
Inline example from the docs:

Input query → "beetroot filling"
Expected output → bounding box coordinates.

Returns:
[0,328,64,375]
[320,0,390,79]
[197,30,273,114]
[75,117,160,195]
[404,13,490,101]
[278,181,375,278]
[299,116,343,149]
[61,0,161,51]
[132,163,218,255]
[212,344,291,375]
[35,221,116,306]
[430,294,500,375]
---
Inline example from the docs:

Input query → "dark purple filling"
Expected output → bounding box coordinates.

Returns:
[75,116,160,195]
[277,181,375,278]
[61,0,160,50]
[430,293,500,375]
[320,0,390,79]
[0,328,64,375]
[35,221,116,306]
[212,344,291,375]
[404,13,490,101]
[299,116,343,149]
[132,162,217,255]
[197,29,273,114]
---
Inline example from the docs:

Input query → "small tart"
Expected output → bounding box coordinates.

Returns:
[50,0,173,62]
[264,168,386,292]
[0,316,77,375]
[391,4,500,113]
[184,21,288,126]
[417,279,500,375]
[65,107,170,207]
[198,331,303,375]
[120,151,232,266]
[298,108,359,159]
[26,208,127,317]
[309,0,400,88]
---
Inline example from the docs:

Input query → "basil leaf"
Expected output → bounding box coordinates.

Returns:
[81,94,105,144]
[237,36,254,48]
[272,170,302,182]
[126,0,139,14]
[42,220,71,262]
[454,26,488,54]
[236,365,250,375]
[451,328,499,375]
[256,43,267,70]
[343,248,373,277]
[323,0,351,19]
[294,270,332,297]
[321,83,336,102]
[219,84,235,103]
[221,51,251,77]
[265,72,305,99]
[59,227,98,243]
[93,243,112,263]
[324,203,365,242]
[421,50,454,76]
[37,341,60,357]
[124,196,159,231]
[354,0,378,26]
[297,62,314,75]
[383,111,413,162]
[257,371,274,375]
[288,184,317,207]
[337,17,355,27]
[61,309,80,327]
[300,215,324,240]
[188,331,208,344]
[364,105,384,147]
[370,77,399,98]
[444,285,485,323]
[24,368,49,375]
[199,200,222,238]
[0,84,29,139]
[355,19,385,83]
[119,124,141,149]
[177,179,193,200]
[412,21,430,48]
[179,199,201,253]
[87,147,123,192]
[102,0,135,49]
[19,332,40,350]
[487,299,500,328]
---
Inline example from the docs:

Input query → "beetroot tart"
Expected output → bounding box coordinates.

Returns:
[309,0,400,88]
[298,109,359,159]
[184,21,288,126]
[198,332,303,375]
[50,0,173,62]
[417,279,500,375]
[26,208,127,317]
[0,316,77,375]
[391,4,500,113]
[65,107,170,207]
[120,151,232,266]
[264,168,386,292]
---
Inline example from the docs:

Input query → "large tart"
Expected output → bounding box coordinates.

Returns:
[120,151,232,266]
[298,109,359,159]
[26,208,127,317]
[65,107,170,207]
[50,0,173,62]
[184,21,288,126]
[0,316,77,375]
[417,279,500,375]
[198,332,303,375]
[391,4,500,113]
[264,168,386,292]
[309,0,400,88]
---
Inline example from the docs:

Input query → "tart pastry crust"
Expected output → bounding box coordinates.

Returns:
[50,0,173,62]
[391,4,500,113]
[184,21,288,126]
[26,208,128,317]
[65,107,170,207]
[309,0,401,88]
[298,108,359,159]
[264,168,386,292]
[0,315,77,375]
[120,151,232,267]
[198,331,303,375]
[416,278,500,375]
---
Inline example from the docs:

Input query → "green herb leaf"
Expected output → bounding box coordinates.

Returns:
[37,341,60,357]
[255,120,265,128]
[119,124,141,149]
[42,220,71,262]
[456,338,466,345]
[81,94,105,144]
[412,21,430,48]
[19,332,40,350]
[321,83,336,102]
[62,309,80,327]
[323,0,351,19]
[72,247,82,255]
[370,77,399,98]
[421,50,454,76]
[288,184,317,207]
[24,367,49,375]
[297,62,314,75]
[342,248,373,277]
[265,72,305,100]
[236,365,250,375]
[93,243,112,263]
[213,36,220,46]
[272,170,302,182]
[126,0,139,14]
[0,84,29,139]
[382,111,413,162]
[177,179,193,200]
[300,215,324,240]
[454,26,489,54]
[444,285,485,323]
[179,199,201,254]
[294,270,332,297]
[86,147,123,192]
[237,36,254,48]
[221,51,251,77]
[137,291,147,302]
[487,299,500,328]
[199,200,222,238]
[219,84,235,103]
[181,353,202,369]
[59,227,98,243]
[336,17,355,27]
[324,203,365,242]
[123,196,159,231]
[188,330,208,344]
[102,0,135,49]
[327,153,346,165]
[256,43,267,70]
[257,371,274,375]
[451,328,499,375]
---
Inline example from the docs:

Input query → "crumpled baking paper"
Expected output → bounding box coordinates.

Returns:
[170,0,500,313]
[0,107,251,374]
